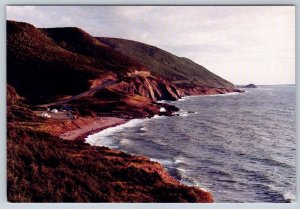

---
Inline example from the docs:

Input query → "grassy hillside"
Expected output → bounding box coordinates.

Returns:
[98,37,234,89]
[7,21,142,104]
[8,20,235,105]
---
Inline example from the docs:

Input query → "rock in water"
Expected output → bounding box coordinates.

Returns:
[243,84,257,88]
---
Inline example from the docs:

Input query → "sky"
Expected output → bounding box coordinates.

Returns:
[6,6,295,85]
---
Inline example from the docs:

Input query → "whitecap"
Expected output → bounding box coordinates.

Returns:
[140,127,147,131]
[205,92,242,97]
[178,110,189,117]
[156,100,168,103]
[194,182,210,192]
[174,156,187,165]
[177,97,189,102]
[119,138,131,145]
[153,115,166,119]
[176,167,189,173]
[283,191,296,203]
[85,114,167,147]
[85,118,147,146]
[150,158,174,166]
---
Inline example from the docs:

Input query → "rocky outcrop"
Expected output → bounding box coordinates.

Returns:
[242,84,257,88]
[109,73,180,101]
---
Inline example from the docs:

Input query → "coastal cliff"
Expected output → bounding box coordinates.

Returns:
[7,20,242,202]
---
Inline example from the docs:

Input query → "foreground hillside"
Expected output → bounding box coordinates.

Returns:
[7,85,213,202]
[7,20,241,202]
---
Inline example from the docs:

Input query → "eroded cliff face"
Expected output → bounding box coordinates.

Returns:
[111,71,180,101]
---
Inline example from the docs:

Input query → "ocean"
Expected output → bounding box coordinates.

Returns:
[86,85,296,203]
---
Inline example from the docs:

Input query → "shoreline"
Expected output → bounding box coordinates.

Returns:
[57,87,244,142]
[55,90,244,202]
[71,90,244,184]
[73,119,130,142]
[59,117,129,142]
[69,90,244,143]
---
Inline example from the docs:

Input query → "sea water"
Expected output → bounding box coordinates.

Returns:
[85,85,296,202]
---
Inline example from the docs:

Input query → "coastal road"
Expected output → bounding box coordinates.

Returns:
[38,80,118,107]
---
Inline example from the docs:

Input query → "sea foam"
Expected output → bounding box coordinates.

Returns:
[85,115,166,146]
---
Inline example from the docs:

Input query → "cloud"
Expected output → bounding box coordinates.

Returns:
[6,6,295,84]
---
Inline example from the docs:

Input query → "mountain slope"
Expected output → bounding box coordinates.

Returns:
[7,21,182,104]
[8,20,238,105]
[97,37,234,89]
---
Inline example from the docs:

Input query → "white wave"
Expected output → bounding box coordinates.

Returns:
[275,108,294,113]
[205,92,241,97]
[178,110,189,117]
[156,100,168,103]
[176,92,242,102]
[177,167,189,172]
[85,115,167,146]
[85,118,147,146]
[174,156,186,165]
[119,138,131,145]
[241,87,273,91]
[140,127,147,131]
[177,97,191,102]
[194,182,210,192]
[150,158,174,166]
[153,115,166,119]
[283,191,296,202]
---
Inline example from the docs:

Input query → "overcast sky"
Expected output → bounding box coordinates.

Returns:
[7,6,295,85]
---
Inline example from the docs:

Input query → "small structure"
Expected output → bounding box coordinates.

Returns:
[41,112,51,118]
[159,107,166,112]
[51,109,58,113]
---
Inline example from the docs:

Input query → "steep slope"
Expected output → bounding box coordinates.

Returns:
[42,27,144,73]
[7,21,103,103]
[7,21,180,104]
[97,37,234,90]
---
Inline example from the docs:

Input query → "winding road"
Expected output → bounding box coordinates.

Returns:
[38,80,118,107]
